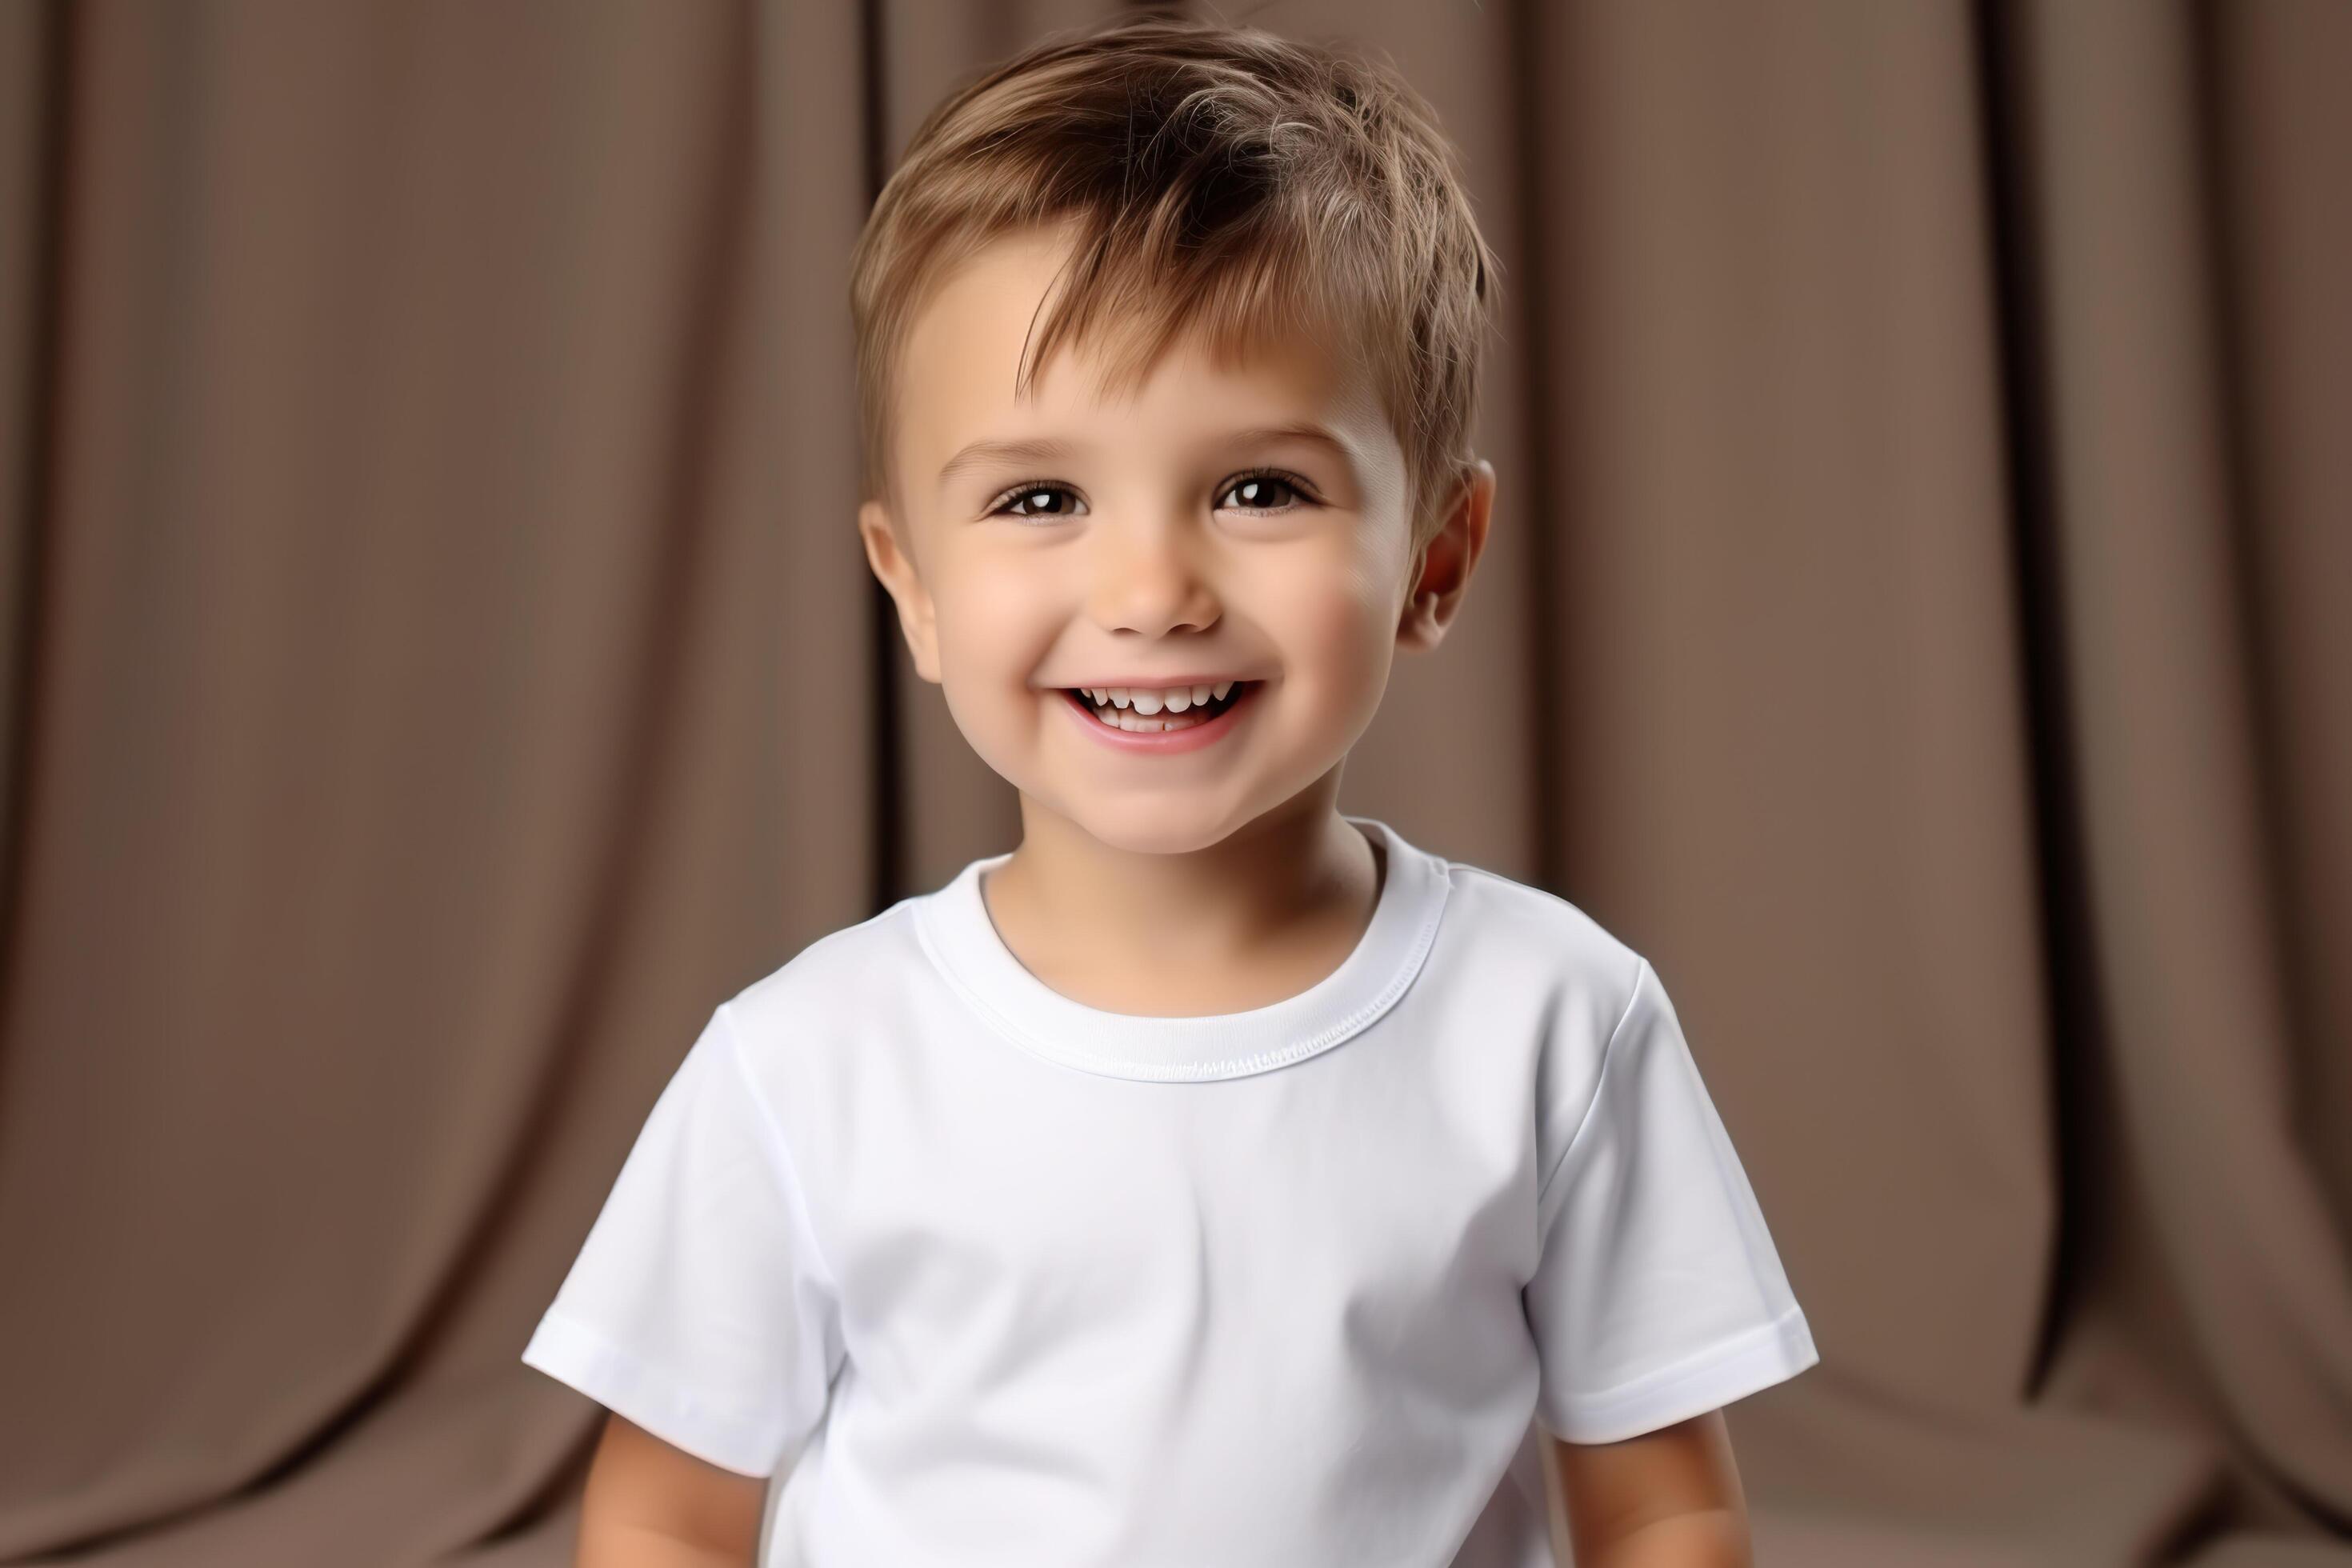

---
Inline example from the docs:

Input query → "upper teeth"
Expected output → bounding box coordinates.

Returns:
[1082,681,1236,714]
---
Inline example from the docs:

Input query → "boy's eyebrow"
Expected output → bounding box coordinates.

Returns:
[938,436,1082,491]
[935,423,1360,494]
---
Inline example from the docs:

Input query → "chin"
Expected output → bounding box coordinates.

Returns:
[1055,800,1246,857]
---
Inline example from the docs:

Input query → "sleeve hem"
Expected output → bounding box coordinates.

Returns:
[521,1310,786,1478]
[1536,1304,1819,1446]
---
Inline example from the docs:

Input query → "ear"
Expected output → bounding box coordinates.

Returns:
[1396,458,1495,655]
[859,498,942,684]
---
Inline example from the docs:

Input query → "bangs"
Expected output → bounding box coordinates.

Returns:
[1014,210,1401,437]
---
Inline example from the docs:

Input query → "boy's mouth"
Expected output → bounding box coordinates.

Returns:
[1058,680,1258,734]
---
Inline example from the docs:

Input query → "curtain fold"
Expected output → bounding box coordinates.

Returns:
[1986,0,2352,1532]
[0,1,868,1560]
[0,2,2342,1563]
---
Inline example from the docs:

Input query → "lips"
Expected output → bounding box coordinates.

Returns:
[1064,680,1245,690]
[1056,678,1261,750]
[1064,681,1253,726]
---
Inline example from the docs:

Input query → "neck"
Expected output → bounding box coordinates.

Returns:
[986,780,1379,981]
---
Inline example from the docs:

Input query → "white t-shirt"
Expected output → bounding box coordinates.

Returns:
[522,814,1817,1566]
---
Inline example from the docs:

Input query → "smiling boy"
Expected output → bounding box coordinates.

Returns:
[522,17,1817,1567]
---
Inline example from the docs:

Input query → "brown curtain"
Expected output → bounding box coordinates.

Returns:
[0,2,2344,1564]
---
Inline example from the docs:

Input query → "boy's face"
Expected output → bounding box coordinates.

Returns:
[860,222,1490,856]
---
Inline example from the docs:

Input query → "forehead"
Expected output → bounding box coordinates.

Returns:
[895,226,1390,499]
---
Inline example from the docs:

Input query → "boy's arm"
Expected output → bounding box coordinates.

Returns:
[1548,1408,1752,1568]
[575,1412,769,1567]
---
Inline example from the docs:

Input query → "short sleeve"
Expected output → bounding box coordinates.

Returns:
[521,1003,844,1476]
[1525,958,1818,1444]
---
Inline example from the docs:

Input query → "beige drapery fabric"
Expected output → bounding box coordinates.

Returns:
[0,2,2344,1563]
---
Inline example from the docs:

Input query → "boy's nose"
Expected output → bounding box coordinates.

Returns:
[1088,522,1221,637]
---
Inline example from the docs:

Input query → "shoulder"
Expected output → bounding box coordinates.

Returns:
[1438,858,1648,1018]
[714,895,933,1073]
[1433,859,1655,1164]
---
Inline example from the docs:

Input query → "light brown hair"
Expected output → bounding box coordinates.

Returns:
[849,14,1502,555]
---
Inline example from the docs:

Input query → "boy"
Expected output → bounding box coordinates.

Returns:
[522,16,1817,1566]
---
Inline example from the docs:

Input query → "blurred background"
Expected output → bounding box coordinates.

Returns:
[0,0,2346,1563]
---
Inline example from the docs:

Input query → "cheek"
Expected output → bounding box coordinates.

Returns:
[934,555,1062,701]
[1255,547,1399,699]
[931,569,1058,773]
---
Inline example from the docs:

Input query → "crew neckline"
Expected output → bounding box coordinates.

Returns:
[912,814,1451,1083]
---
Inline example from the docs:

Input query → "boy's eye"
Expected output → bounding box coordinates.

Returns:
[1221,473,1307,511]
[998,484,1083,519]
[987,470,1316,520]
